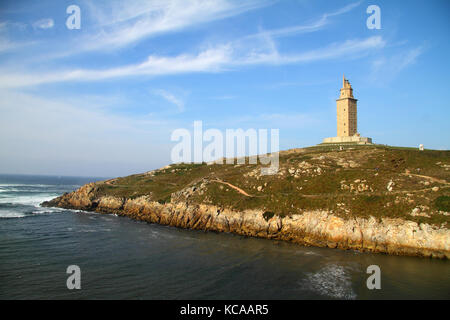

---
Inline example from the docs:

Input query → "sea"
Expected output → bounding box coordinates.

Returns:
[0,174,449,300]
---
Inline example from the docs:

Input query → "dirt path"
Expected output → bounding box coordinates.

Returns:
[212,178,449,199]
[401,173,448,184]
[211,180,253,197]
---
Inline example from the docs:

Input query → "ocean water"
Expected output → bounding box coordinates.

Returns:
[0,174,449,300]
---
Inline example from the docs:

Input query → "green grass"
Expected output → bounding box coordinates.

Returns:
[88,144,449,228]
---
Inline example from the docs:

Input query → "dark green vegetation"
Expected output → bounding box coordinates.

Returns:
[95,145,450,227]
[263,211,275,221]
[435,196,450,212]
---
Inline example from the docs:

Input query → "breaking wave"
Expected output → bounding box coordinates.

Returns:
[0,210,27,218]
[301,264,357,299]
[0,179,83,219]
[0,194,59,207]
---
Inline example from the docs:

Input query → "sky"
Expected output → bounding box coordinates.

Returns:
[0,0,449,177]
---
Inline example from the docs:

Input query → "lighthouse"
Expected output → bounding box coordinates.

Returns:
[322,75,373,145]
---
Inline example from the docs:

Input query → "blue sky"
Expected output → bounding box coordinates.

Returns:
[0,0,449,177]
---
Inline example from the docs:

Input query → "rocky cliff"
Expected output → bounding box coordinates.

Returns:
[43,186,450,259]
[42,145,450,259]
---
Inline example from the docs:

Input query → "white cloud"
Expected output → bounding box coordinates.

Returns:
[370,46,424,82]
[64,0,358,57]
[153,89,185,112]
[0,21,34,52]
[327,1,362,17]
[79,0,272,52]
[247,1,362,39]
[283,36,385,63]
[0,37,16,52]
[32,18,54,29]
[0,45,231,87]
[0,36,385,88]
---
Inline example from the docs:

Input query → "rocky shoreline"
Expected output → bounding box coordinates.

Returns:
[42,183,450,259]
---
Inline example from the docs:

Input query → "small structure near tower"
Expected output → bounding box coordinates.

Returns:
[322,75,373,145]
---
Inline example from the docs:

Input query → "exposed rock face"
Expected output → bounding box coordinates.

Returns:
[42,185,450,259]
[44,183,98,210]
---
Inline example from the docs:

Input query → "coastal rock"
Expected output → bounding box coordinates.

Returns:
[387,180,395,192]
[43,185,450,259]
[97,196,125,212]
[42,183,98,210]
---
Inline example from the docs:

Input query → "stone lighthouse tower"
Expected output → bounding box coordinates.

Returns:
[322,75,372,144]
[337,75,357,136]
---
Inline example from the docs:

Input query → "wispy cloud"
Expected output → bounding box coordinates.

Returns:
[153,89,185,112]
[282,36,385,64]
[370,46,425,82]
[0,36,385,88]
[0,36,17,52]
[0,21,34,52]
[32,18,54,29]
[78,0,272,52]
[232,35,386,66]
[246,1,361,39]
[0,45,231,87]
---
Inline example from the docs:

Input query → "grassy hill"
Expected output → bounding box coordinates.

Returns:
[93,144,450,228]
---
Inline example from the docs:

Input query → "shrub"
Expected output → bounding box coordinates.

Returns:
[263,211,275,221]
[435,196,450,212]
[363,195,382,203]
[157,195,171,205]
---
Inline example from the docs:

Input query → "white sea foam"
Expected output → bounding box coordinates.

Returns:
[0,194,59,206]
[303,251,321,256]
[76,228,112,233]
[301,264,357,300]
[0,206,65,219]
[295,250,321,256]
[0,183,53,187]
[31,208,60,214]
[0,183,80,188]
[0,210,27,218]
